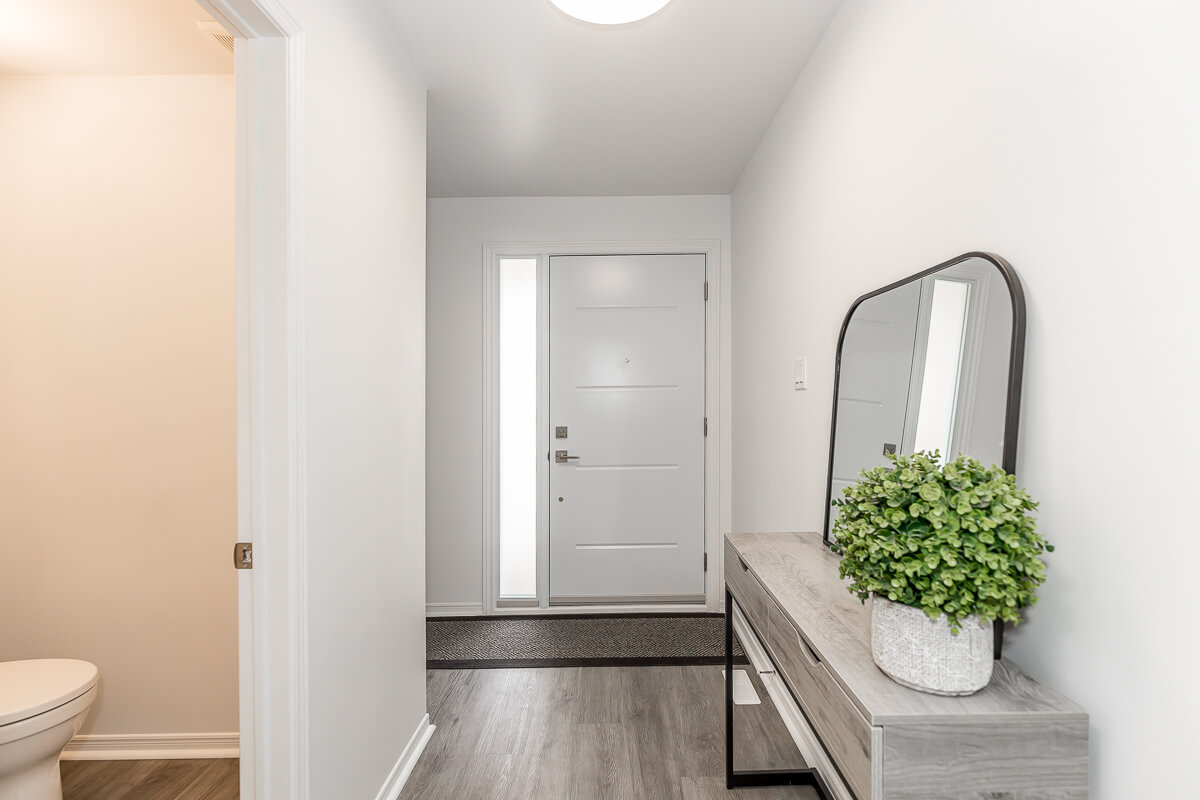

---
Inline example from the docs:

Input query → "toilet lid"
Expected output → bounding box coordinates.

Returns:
[0,660,99,726]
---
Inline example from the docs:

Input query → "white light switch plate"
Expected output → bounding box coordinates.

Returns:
[794,357,807,391]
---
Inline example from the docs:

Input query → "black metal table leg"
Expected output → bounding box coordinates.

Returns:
[725,587,832,796]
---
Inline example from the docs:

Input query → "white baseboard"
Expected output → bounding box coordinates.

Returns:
[62,732,239,761]
[426,602,484,617]
[373,713,435,800]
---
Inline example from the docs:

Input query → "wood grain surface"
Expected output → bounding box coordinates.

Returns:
[726,532,1087,725]
[765,599,873,800]
[881,719,1090,799]
[61,758,238,800]
[402,666,820,800]
[727,532,1090,799]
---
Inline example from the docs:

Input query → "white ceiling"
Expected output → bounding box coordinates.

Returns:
[0,0,233,75]
[381,0,842,197]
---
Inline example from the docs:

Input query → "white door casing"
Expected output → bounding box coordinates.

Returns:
[548,254,706,603]
[192,1,305,798]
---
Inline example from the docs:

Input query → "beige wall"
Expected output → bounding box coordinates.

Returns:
[0,75,237,736]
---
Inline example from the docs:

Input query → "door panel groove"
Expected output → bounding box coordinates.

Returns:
[575,543,681,550]
[574,464,680,471]
[575,384,680,392]
[576,304,679,311]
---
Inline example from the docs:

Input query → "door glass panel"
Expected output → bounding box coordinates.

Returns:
[499,258,537,598]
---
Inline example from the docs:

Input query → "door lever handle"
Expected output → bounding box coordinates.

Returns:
[554,450,580,464]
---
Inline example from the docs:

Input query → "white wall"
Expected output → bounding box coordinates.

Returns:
[273,0,429,796]
[731,1,1200,796]
[427,196,731,610]
[0,75,237,738]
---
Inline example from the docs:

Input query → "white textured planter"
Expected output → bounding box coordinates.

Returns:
[871,595,994,696]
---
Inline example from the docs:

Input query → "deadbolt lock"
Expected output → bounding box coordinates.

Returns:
[555,426,568,439]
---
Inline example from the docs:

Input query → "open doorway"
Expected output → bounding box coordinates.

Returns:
[5,1,432,797]
[0,2,240,797]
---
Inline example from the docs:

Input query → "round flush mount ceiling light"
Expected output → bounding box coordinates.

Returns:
[549,0,674,26]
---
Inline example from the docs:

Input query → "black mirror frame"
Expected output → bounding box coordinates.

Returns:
[820,252,1027,657]
[822,251,1027,546]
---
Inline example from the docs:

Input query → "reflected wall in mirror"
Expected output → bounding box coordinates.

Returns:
[823,253,1026,545]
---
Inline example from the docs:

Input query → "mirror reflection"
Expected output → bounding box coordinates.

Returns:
[826,255,1019,541]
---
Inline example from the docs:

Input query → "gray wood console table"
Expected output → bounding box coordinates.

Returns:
[724,531,1088,800]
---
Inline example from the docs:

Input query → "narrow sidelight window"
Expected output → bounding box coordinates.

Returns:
[913,279,970,461]
[498,258,538,598]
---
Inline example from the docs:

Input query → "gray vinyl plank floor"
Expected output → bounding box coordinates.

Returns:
[401,666,820,800]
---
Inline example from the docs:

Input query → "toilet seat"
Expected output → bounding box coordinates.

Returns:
[0,661,99,728]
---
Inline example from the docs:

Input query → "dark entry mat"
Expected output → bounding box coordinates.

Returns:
[427,613,747,669]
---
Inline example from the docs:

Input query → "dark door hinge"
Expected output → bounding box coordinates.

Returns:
[704,281,709,301]
[704,552,708,572]
[704,417,708,437]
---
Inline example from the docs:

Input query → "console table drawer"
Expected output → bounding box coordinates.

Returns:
[767,600,873,800]
[724,538,769,635]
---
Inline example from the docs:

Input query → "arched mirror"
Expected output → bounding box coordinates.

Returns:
[823,252,1027,546]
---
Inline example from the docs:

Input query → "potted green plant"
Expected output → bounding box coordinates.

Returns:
[830,451,1053,696]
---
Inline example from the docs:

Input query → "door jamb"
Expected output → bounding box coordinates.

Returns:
[482,240,728,615]
[191,2,306,798]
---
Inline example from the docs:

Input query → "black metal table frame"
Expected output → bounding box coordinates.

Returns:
[725,587,832,796]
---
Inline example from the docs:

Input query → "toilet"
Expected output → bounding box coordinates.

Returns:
[0,660,99,800]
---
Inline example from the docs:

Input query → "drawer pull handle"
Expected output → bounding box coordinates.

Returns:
[738,556,749,572]
[796,632,821,666]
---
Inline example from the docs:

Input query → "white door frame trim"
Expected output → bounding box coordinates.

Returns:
[482,240,728,615]
[191,2,306,799]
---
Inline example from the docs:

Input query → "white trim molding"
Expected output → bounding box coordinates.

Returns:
[482,239,729,614]
[62,733,240,761]
[190,3,306,800]
[373,714,435,800]
[426,602,486,617]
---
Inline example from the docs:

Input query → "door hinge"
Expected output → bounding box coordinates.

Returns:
[704,280,709,301]
[704,417,708,437]
[234,542,253,570]
[704,552,708,572]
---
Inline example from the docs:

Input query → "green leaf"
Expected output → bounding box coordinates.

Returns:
[829,451,1052,629]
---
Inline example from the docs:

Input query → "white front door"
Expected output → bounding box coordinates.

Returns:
[548,254,706,604]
